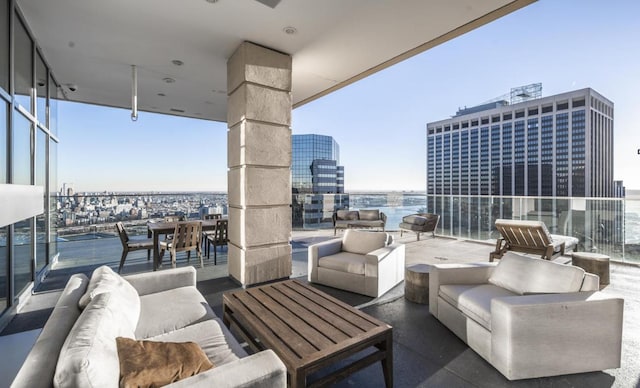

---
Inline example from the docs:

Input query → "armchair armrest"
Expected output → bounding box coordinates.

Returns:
[167,350,286,388]
[491,292,624,380]
[123,266,196,296]
[364,243,404,277]
[308,238,343,282]
[429,262,497,316]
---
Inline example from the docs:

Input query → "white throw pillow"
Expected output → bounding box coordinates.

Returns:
[54,292,136,388]
[78,265,140,329]
[488,255,585,295]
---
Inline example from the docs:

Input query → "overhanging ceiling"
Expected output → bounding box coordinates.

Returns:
[17,0,535,122]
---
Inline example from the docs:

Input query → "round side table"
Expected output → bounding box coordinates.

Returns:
[405,264,431,304]
[571,252,610,287]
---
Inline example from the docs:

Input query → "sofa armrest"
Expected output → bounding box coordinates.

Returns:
[167,350,286,388]
[124,266,196,296]
[308,238,343,283]
[380,212,387,224]
[491,292,624,380]
[429,262,497,316]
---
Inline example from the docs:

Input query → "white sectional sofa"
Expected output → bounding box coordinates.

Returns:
[308,230,405,298]
[429,255,624,380]
[12,266,286,388]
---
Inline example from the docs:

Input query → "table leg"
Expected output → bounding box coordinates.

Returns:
[153,231,159,271]
[290,369,306,388]
[379,331,393,388]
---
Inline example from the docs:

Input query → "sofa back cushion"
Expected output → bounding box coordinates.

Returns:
[358,209,380,221]
[336,210,359,220]
[402,215,427,226]
[79,265,140,329]
[488,255,585,295]
[342,230,388,255]
[54,292,136,388]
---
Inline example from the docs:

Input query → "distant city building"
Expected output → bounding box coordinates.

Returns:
[292,134,348,228]
[426,88,617,198]
[425,87,623,251]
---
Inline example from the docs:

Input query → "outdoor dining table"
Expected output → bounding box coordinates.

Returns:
[147,219,220,271]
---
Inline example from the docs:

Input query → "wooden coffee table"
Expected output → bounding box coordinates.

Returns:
[223,280,393,387]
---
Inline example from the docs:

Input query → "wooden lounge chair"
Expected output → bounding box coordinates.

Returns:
[490,219,579,262]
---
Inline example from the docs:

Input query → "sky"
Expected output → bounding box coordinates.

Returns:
[59,0,640,193]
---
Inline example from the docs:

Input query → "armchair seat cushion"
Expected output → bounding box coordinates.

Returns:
[318,252,365,275]
[439,284,517,330]
[402,215,427,225]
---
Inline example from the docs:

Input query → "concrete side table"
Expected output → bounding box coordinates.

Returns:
[405,264,431,304]
[571,252,610,287]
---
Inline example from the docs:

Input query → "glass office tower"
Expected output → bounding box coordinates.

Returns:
[292,134,348,228]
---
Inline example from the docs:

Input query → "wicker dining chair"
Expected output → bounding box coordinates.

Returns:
[115,222,154,273]
[204,219,228,265]
[159,221,203,268]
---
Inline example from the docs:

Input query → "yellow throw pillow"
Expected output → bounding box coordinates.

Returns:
[116,337,214,388]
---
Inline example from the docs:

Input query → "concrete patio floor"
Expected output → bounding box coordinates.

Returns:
[1,230,639,387]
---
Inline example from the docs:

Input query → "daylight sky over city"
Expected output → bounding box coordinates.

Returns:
[59,0,640,193]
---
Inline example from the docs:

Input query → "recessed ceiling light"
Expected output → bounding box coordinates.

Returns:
[68,41,75,48]
[163,77,175,84]
[171,59,183,66]
[283,26,297,35]
[157,93,166,97]
[205,0,219,3]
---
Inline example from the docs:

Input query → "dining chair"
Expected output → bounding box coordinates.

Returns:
[205,219,228,265]
[159,221,203,268]
[115,222,154,273]
[201,213,222,250]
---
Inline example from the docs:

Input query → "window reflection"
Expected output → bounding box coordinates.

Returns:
[0,101,6,183]
[12,112,31,185]
[0,0,8,91]
[13,219,32,295]
[0,226,6,313]
[36,52,47,125]
[14,16,33,110]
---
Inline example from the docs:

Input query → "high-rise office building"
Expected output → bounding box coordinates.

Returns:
[426,87,615,198]
[292,134,348,228]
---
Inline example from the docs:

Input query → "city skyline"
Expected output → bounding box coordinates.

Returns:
[59,1,640,192]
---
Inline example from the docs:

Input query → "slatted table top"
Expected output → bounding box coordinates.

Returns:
[223,279,393,387]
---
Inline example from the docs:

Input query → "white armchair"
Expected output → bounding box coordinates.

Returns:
[308,230,405,298]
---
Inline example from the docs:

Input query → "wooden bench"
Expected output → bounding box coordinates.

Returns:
[490,219,579,262]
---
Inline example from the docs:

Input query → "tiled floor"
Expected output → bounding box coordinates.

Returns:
[2,230,639,387]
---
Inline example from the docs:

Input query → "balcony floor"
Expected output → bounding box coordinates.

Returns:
[1,230,639,387]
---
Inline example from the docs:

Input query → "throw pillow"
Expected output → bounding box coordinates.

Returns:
[78,265,141,329]
[116,337,214,388]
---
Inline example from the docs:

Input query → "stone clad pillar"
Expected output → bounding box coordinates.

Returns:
[226,42,292,287]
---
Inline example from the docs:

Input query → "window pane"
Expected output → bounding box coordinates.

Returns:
[36,128,45,187]
[0,0,8,92]
[36,129,46,272]
[49,80,60,136]
[0,100,6,183]
[12,112,31,185]
[0,226,6,313]
[14,16,33,111]
[49,139,57,261]
[13,218,32,295]
[36,52,47,125]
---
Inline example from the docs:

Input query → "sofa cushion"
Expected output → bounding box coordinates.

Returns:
[54,292,136,388]
[439,284,517,330]
[78,265,140,329]
[318,252,366,275]
[402,215,427,226]
[350,220,384,228]
[358,210,380,221]
[135,286,216,339]
[336,210,359,220]
[342,230,388,255]
[116,337,213,387]
[488,255,585,295]
[148,320,241,367]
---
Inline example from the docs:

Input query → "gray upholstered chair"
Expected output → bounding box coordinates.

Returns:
[399,213,440,241]
[308,229,405,297]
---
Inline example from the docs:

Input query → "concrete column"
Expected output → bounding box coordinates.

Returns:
[226,42,292,287]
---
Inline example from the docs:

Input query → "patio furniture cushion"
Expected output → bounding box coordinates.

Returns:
[402,215,427,226]
[439,284,517,330]
[336,210,359,220]
[135,286,216,339]
[318,252,365,275]
[549,234,579,251]
[116,337,213,387]
[359,209,380,221]
[78,265,140,329]
[488,255,585,295]
[54,292,135,388]
[342,229,387,255]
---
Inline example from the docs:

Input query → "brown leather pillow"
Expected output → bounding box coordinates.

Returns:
[116,337,214,388]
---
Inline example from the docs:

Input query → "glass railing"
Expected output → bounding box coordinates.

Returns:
[51,191,640,267]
